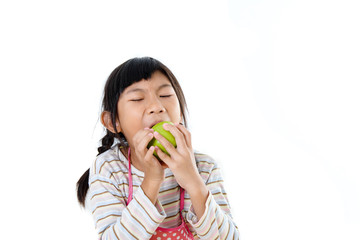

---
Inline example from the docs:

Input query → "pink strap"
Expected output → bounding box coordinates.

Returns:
[180,188,185,211]
[127,147,133,203]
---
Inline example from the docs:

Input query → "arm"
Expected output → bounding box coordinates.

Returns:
[186,157,240,240]
[153,123,240,239]
[89,173,165,239]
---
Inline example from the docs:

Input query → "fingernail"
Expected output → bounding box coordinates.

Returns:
[148,133,153,137]
[144,127,150,130]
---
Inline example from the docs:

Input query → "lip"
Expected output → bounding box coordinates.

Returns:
[148,120,166,128]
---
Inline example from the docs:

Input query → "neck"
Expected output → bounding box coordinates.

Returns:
[121,146,145,172]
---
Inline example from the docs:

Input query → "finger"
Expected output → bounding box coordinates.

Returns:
[144,146,158,164]
[133,128,153,143]
[155,146,173,167]
[162,123,187,150]
[133,128,155,151]
[139,132,155,152]
[174,123,192,149]
[160,161,169,169]
[153,131,179,158]
[136,128,154,140]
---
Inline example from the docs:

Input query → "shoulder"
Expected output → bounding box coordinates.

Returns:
[194,151,226,188]
[194,150,219,175]
[89,144,128,180]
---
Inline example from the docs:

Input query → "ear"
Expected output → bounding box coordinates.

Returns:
[101,111,121,133]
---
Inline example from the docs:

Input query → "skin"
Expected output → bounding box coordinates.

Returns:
[101,71,208,219]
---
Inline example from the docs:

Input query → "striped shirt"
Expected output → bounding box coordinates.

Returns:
[87,144,239,239]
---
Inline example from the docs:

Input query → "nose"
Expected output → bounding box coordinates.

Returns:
[147,96,165,114]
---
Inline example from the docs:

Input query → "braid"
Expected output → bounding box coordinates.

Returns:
[97,130,115,156]
[77,131,120,207]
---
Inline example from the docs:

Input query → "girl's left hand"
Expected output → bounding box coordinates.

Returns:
[153,123,203,191]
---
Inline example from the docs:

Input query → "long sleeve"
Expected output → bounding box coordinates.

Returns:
[186,155,240,239]
[87,146,239,239]
[89,173,166,239]
[87,146,168,240]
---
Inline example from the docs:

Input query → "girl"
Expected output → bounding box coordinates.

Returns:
[77,57,239,239]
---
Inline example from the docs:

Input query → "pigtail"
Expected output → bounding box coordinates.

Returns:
[98,130,115,155]
[76,169,89,207]
[76,130,116,207]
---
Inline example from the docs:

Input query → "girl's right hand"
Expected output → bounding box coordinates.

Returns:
[132,127,165,183]
[132,127,165,204]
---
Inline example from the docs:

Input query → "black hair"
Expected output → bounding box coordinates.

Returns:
[76,57,188,207]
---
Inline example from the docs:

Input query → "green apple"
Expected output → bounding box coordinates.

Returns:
[147,121,177,160]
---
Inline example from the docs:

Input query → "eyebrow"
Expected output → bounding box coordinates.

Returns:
[125,83,172,95]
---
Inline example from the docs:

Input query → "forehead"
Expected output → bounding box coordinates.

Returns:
[123,71,173,94]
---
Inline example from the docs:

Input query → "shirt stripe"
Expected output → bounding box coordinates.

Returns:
[87,144,239,239]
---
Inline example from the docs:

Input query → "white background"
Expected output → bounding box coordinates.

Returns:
[0,0,359,239]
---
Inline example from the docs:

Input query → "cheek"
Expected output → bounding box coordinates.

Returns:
[167,99,182,119]
[117,105,142,140]
[120,120,141,145]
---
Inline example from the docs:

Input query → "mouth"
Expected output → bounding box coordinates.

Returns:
[148,120,165,129]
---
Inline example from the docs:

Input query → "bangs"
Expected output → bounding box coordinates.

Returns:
[118,57,165,94]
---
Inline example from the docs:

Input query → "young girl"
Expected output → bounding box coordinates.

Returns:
[77,57,239,239]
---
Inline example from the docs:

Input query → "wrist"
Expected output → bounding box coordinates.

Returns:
[186,177,209,218]
[186,176,208,199]
[141,177,162,205]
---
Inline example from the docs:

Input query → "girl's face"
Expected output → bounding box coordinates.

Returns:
[117,70,182,148]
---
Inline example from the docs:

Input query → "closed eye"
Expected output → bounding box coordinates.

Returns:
[130,95,173,102]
